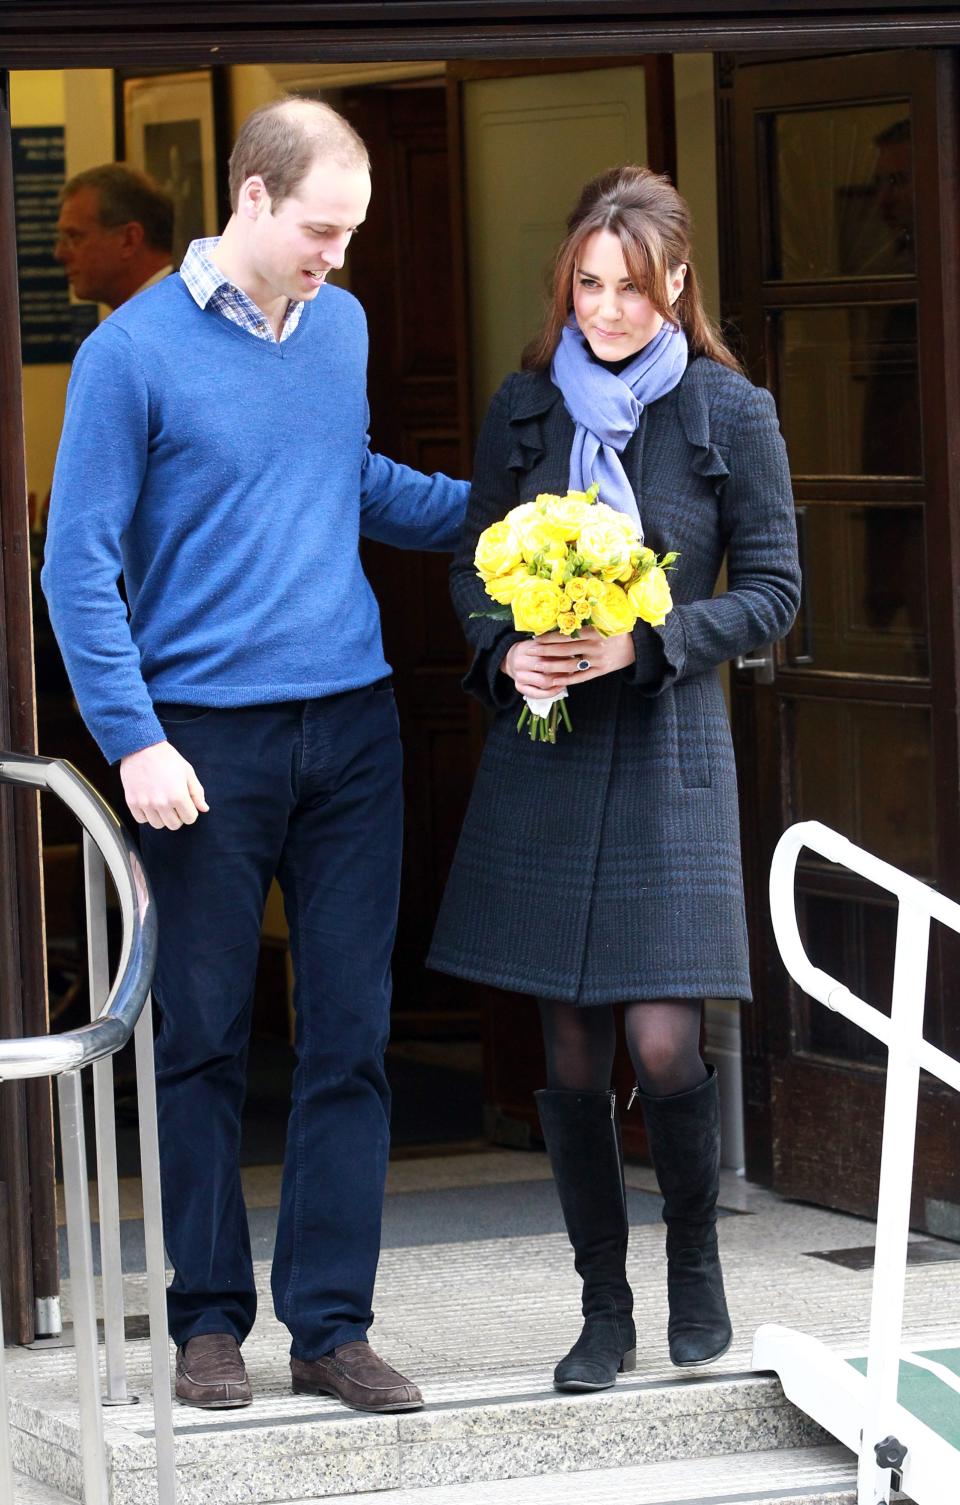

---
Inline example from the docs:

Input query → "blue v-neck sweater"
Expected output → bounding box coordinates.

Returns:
[42,275,468,764]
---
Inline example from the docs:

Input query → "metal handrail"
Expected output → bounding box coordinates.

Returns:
[768,819,960,1505]
[0,752,156,1082]
[0,753,175,1505]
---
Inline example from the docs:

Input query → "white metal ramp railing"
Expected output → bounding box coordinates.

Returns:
[0,752,176,1505]
[756,819,960,1505]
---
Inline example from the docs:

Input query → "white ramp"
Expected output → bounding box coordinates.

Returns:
[758,820,960,1505]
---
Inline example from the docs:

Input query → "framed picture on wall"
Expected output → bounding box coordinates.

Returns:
[114,68,230,265]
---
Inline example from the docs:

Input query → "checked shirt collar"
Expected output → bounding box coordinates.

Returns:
[180,236,305,343]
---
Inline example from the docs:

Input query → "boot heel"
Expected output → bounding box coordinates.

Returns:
[618,1347,637,1373]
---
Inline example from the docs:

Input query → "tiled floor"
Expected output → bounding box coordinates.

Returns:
[10,1149,959,1504]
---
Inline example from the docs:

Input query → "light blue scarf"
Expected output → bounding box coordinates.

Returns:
[550,318,688,538]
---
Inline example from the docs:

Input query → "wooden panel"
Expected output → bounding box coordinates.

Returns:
[0,70,55,1344]
[342,85,479,1033]
[2,7,959,70]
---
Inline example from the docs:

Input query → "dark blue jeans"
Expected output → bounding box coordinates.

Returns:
[139,684,403,1358]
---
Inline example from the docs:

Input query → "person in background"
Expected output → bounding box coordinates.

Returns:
[55,163,174,309]
[430,165,800,1393]
[43,98,469,1416]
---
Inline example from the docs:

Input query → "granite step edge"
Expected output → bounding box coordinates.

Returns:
[339,1443,860,1505]
[9,1373,832,1505]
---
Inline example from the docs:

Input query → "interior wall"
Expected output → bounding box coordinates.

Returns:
[462,66,649,424]
[675,52,720,322]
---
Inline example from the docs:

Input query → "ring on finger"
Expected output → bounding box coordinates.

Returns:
[575,657,591,672]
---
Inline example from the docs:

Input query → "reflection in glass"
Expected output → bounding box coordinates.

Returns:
[789,698,934,879]
[769,103,914,280]
[787,504,928,677]
[777,305,920,477]
[799,890,891,1064]
[795,888,938,1063]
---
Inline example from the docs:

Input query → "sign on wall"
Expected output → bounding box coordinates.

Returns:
[12,126,96,365]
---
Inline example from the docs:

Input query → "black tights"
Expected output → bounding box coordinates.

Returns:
[537,997,707,1099]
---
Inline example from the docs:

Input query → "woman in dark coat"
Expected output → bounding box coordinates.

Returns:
[429,166,800,1391]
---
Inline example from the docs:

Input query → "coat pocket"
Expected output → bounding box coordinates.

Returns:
[674,679,711,789]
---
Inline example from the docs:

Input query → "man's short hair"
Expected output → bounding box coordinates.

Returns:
[228,97,370,212]
[61,164,175,254]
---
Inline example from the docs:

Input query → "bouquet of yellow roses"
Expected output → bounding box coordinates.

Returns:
[471,483,676,742]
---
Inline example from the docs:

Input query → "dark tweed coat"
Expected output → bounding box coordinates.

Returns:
[428,357,801,1004]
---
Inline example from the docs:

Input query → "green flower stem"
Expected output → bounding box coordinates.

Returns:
[560,699,573,733]
[517,704,530,734]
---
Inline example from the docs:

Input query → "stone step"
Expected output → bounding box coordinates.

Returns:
[12,1471,76,1505]
[342,1444,860,1505]
[8,1363,831,1505]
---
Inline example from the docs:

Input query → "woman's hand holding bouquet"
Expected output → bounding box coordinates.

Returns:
[471,485,676,743]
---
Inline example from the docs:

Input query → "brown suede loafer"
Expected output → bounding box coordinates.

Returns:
[175,1333,252,1408]
[291,1341,423,1413]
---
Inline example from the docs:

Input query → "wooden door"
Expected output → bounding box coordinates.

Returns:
[338,84,482,1039]
[723,49,960,1231]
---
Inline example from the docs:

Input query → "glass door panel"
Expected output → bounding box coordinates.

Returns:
[786,503,928,678]
[775,304,921,477]
[767,101,915,280]
[789,697,935,877]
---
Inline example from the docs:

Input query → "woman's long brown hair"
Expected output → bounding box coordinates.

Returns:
[522,164,742,374]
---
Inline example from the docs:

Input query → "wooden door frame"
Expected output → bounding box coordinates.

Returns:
[2,2,959,1338]
[3,3,960,66]
[721,47,960,1210]
[0,74,55,1346]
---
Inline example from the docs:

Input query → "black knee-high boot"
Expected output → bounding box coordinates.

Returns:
[634,1065,732,1366]
[535,1089,637,1391]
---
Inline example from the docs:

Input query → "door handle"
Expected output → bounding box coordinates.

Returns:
[735,642,775,684]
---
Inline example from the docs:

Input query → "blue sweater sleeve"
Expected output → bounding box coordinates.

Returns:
[359,418,469,552]
[41,324,167,764]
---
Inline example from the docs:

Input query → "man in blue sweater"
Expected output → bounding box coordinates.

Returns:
[43,97,469,1414]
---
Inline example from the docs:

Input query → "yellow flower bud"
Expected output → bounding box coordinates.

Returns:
[557,610,578,635]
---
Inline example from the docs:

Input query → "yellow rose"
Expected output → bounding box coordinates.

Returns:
[577,517,637,579]
[511,576,564,634]
[475,520,522,579]
[484,565,531,605]
[589,580,637,636]
[539,492,595,540]
[593,502,642,541]
[627,565,673,627]
[504,500,538,530]
[557,610,578,635]
[573,599,591,621]
[516,510,572,559]
[564,577,589,601]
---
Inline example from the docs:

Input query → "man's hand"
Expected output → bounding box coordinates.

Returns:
[120,742,209,830]
[501,626,636,697]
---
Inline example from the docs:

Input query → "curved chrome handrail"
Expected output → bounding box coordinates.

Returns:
[0,752,157,1081]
